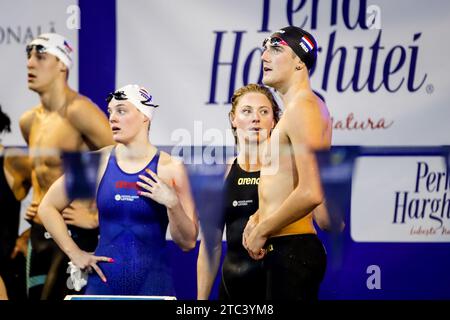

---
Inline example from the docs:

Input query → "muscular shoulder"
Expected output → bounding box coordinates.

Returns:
[66,95,105,123]
[284,92,331,149]
[158,151,183,171]
[285,91,318,114]
[158,151,186,182]
[19,105,40,141]
[64,94,113,149]
[19,106,39,128]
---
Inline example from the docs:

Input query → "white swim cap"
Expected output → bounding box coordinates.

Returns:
[28,33,74,69]
[107,84,159,120]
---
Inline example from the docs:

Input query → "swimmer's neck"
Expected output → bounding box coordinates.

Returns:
[39,82,74,112]
[236,140,268,172]
[275,73,312,104]
[117,140,156,161]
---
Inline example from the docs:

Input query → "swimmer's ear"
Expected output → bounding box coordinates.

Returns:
[56,57,67,73]
[228,111,236,128]
[60,64,69,81]
[295,64,303,71]
[295,60,306,71]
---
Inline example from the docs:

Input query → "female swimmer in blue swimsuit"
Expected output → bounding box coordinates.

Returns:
[38,84,198,296]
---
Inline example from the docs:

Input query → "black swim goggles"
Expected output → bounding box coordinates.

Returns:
[106,90,127,103]
[26,44,47,57]
[262,36,289,49]
[105,90,159,108]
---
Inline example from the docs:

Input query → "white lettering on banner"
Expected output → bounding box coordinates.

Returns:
[0,22,56,45]
[351,157,450,242]
[66,5,81,30]
[366,265,381,290]
[0,0,79,147]
[366,5,382,30]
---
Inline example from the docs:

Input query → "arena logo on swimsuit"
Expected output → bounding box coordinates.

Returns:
[207,0,428,104]
[237,177,259,185]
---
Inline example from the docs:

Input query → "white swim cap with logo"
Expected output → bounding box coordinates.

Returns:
[112,84,159,120]
[28,33,74,69]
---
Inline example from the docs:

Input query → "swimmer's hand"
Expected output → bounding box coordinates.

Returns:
[25,201,39,221]
[243,212,267,260]
[69,249,114,283]
[137,169,178,208]
[62,201,99,229]
[11,228,30,259]
[242,213,259,249]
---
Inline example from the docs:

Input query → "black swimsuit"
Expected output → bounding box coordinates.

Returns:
[219,159,265,300]
[0,156,24,299]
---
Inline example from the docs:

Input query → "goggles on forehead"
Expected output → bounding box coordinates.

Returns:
[26,44,47,56]
[262,36,289,48]
[106,91,127,103]
[106,90,159,108]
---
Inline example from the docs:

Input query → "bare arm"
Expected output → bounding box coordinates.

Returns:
[3,147,32,201]
[38,175,112,282]
[244,101,327,258]
[38,176,81,256]
[197,162,233,299]
[137,155,199,251]
[313,203,332,231]
[257,102,325,237]
[197,228,223,300]
[0,276,7,300]
[19,108,37,144]
[62,200,99,229]
[19,108,42,224]
[313,202,346,233]
[166,161,199,250]
[10,228,30,259]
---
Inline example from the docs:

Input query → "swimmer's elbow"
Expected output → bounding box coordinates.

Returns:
[37,202,52,225]
[297,187,323,210]
[179,239,197,252]
[311,191,324,208]
[315,217,332,232]
[177,231,198,252]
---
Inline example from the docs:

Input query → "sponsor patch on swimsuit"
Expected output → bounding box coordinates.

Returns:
[232,199,254,207]
[114,194,139,202]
